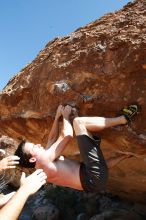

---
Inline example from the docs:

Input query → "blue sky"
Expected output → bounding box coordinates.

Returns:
[0,0,131,90]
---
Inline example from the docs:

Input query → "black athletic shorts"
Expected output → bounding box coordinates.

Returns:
[77,134,108,193]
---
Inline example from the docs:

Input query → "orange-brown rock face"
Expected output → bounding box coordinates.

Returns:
[0,0,146,202]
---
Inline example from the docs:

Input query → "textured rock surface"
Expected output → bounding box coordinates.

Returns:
[2,185,146,220]
[90,210,143,220]
[20,186,146,220]
[0,0,146,202]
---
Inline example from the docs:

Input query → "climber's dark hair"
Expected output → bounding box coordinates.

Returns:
[15,140,36,168]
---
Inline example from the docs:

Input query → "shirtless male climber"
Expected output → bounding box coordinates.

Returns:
[15,104,138,193]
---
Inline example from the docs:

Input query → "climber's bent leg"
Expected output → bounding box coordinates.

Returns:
[73,118,108,193]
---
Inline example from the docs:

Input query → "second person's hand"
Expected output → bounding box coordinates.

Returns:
[20,169,47,196]
[0,156,20,171]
